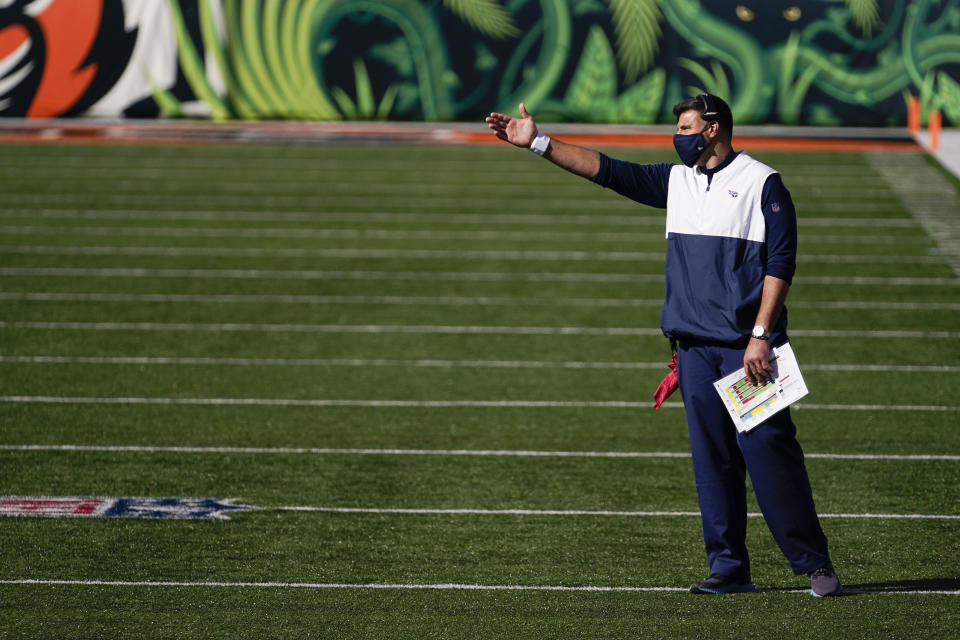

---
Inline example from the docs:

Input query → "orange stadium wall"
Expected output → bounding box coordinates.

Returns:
[1,0,958,126]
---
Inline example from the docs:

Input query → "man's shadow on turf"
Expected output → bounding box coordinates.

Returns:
[758,577,960,596]
[841,577,960,593]
[760,577,960,596]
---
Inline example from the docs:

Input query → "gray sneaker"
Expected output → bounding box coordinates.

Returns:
[689,573,756,594]
[809,564,842,597]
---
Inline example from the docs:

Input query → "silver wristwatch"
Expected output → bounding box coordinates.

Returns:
[751,325,770,341]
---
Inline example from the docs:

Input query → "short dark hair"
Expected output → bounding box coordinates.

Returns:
[673,93,733,137]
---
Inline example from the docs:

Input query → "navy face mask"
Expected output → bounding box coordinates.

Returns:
[673,127,709,167]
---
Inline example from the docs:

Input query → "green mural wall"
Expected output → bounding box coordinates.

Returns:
[167,0,960,125]
[7,0,956,125]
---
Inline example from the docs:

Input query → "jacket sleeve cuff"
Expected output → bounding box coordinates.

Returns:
[591,153,611,186]
[765,267,795,286]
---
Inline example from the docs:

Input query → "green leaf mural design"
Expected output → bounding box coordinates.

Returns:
[605,0,663,81]
[147,79,186,118]
[331,57,398,119]
[169,0,342,120]
[198,0,255,119]
[443,0,520,39]
[846,0,880,36]
[319,0,456,120]
[676,57,730,101]
[496,0,572,114]
[148,0,960,126]
[777,31,821,124]
[560,25,664,123]
[614,68,665,123]
[937,71,960,125]
[564,25,617,118]
[167,0,231,120]
[661,0,766,121]
[773,2,960,110]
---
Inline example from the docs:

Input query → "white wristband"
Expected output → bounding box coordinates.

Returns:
[529,133,550,156]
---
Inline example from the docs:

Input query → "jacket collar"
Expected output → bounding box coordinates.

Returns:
[697,150,740,176]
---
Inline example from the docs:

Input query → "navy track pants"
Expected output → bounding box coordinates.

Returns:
[676,340,830,579]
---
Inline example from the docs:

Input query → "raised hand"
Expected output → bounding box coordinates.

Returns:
[485,102,537,148]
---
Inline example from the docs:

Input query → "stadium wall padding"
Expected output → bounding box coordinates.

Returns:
[1,0,959,126]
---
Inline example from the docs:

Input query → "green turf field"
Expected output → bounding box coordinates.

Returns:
[1,140,958,639]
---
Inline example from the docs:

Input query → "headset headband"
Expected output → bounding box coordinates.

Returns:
[698,93,719,119]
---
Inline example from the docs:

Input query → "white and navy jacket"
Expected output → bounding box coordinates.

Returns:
[592,151,797,346]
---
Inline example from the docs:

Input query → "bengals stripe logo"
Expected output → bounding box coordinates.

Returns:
[0,0,134,117]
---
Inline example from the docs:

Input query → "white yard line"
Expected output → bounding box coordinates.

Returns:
[0,267,654,283]
[806,363,960,372]
[0,167,892,188]
[0,320,956,338]
[0,578,676,593]
[1,207,656,225]
[0,243,946,266]
[1,355,957,373]
[266,506,960,520]
[0,188,910,204]
[0,291,666,308]
[0,168,893,187]
[0,155,880,170]
[791,329,959,338]
[4,578,955,595]
[0,193,927,217]
[0,321,664,335]
[795,300,960,310]
[0,193,669,211]
[0,208,669,226]
[0,356,667,368]
[1,241,674,263]
[2,292,958,311]
[0,209,930,242]
[1,267,953,286]
[3,225,681,242]
[0,396,957,411]
[2,444,956,461]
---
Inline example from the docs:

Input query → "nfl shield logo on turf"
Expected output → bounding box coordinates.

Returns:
[0,497,256,520]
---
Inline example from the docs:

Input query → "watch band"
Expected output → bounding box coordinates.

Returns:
[529,133,550,156]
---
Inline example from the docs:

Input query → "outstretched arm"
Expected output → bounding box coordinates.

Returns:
[485,103,600,180]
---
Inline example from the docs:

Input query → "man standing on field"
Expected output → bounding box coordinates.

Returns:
[485,94,842,597]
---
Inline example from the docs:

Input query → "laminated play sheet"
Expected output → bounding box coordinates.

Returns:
[713,342,809,433]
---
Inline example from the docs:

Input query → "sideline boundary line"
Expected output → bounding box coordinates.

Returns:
[1,578,956,596]
[3,444,958,461]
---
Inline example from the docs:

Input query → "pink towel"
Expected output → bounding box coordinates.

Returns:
[653,353,678,409]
